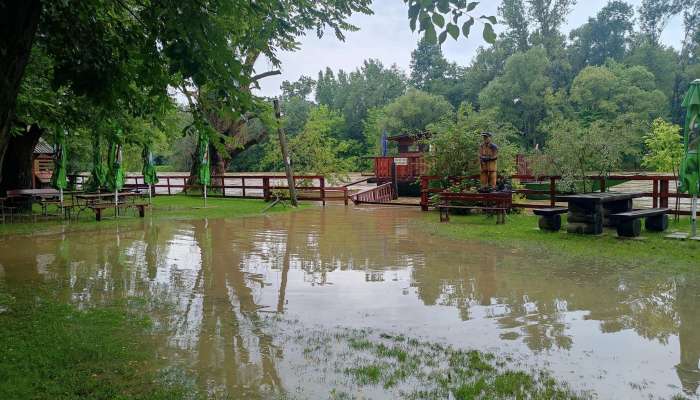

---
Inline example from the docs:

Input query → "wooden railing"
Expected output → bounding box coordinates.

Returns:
[420,174,693,215]
[351,182,396,204]
[67,174,349,205]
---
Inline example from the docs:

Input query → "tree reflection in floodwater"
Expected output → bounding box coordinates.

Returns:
[0,207,699,398]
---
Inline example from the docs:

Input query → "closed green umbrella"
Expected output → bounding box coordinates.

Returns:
[142,144,158,203]
[107,133,125,213]
[51,130,68,207]
[679,79,700,237]
[89,134,107,192]
[197,131,211,207]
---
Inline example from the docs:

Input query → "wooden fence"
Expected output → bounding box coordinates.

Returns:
[68,174,349,205]
[420,174,692,215]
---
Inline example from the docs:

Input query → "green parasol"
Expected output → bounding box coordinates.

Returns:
[197,131,211,207]
[89,134,107,191]
[679,79,700,237]
[142,144,158,203]
[107,131,125,213]
[50,130,68,206]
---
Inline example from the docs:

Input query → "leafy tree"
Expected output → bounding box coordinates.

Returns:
[539,117,636,192]
[316,59,407,142]
[409,38,467,106]
[380,89,454,136]
[462,43,514,107]
[642,118,684,173]
[526,0,577,55]
[426,104,519,177]
[499,0,531,53]
[261,106,356,183]
[638,0,686,44]
[568,1,635,73]
[479,47,552,148]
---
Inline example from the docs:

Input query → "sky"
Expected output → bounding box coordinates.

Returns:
[254,0,685,98]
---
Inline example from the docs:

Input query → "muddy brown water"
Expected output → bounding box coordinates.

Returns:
[1,206,699,399]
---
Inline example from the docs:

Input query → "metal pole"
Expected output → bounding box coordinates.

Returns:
[115,191,118,218]
[692,195,697,237]
[148,184,152,204]
[204,185,207,208]
[273,98,298,207]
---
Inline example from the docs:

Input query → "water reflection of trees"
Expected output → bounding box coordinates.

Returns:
[0,207,699,396]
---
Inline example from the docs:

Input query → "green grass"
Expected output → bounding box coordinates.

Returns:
[333,331,584,399]
[0,194,307,237]
[0,286,199,400]
[417,212,700,271]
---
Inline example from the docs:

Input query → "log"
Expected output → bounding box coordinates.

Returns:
[645,214,668,232]
[538,215,561,231]
[617,219,641,237]
[567,222,603,235]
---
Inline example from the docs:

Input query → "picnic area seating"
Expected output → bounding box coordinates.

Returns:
[438,192,512,224]
[609,208,670,238]
[533,207,568,231]
[90,202,148,221]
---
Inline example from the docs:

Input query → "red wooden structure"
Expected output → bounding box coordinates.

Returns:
[32,138,54,188]
[373,134,428,184]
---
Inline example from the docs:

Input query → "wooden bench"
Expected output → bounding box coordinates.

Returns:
[90,202,148,221]
[438,192,512,224]
[609,208,670,237]
[533,207,568,231]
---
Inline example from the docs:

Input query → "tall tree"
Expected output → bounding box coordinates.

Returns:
[409,38,466,106]
[526,0,576,55]
[499,0,531,53]
[638,0,686,44]
[568,1,635,73]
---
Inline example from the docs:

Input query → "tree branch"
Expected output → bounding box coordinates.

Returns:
[251,70,282,82]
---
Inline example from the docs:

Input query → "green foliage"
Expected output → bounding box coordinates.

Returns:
[403,1,497,45]
[479,47,553,148]
[410,38,467,106]
[316,60,407,142]
[426,104,519,176]
[380,89,454,136]
[539,117,636,192]
[643,118,684,172]
[262,106,356,183]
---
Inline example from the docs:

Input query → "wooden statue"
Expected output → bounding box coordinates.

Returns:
[479,132,498,191]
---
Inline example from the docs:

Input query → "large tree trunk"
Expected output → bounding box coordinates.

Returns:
[0,0,42,187]
[0,124,44,193]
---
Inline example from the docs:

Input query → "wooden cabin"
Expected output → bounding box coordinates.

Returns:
[372,133,428,195]
[32,138,54,188]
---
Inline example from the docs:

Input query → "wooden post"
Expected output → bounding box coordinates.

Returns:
[320,176,326,206]
[242,177,246,198]
[549,177,556,207]
[263,177,271,202]
[660,179,669,208]
[390,161,398,200]
[167,177,171,195]
[599,177,606,193]
[652,179,659,208]
[273,99,298,207]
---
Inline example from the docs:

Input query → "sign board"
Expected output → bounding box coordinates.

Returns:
[394,157,408,166]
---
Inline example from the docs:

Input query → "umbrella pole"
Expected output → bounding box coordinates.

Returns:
[115,191,118,218]
[204,184,207,208]
[60,188,64,218]
[692,195,698,238]
[148,184,152,204]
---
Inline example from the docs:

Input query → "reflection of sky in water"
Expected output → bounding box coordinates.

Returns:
[0,207,699,399]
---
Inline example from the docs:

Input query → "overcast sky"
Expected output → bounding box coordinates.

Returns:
[254,0,685,97]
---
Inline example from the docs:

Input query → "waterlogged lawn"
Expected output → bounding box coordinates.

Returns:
[0,286,198,400]
[0,195,306,237]
[419,212,700,271]
[297,328,586,400]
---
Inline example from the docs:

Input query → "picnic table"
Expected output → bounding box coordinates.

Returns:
[556,192,643,234]
[438,191,512,224]
[6,189,83,217]
[74,191,148,221]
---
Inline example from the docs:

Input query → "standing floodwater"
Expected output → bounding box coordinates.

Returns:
[1,206,699,399]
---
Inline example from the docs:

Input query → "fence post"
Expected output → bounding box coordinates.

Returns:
[320,176,326,206]
[660,179,669,208]
[242,177,246,198]
[344,187,349,206]
[549,177,556,207]
[263,177,271,201]
[652,179,659,208]
[599,177,606,193]
[167,177,171,195]
[420,177,429,211]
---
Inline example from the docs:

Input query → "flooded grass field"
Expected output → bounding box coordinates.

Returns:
[1,206,699,399]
